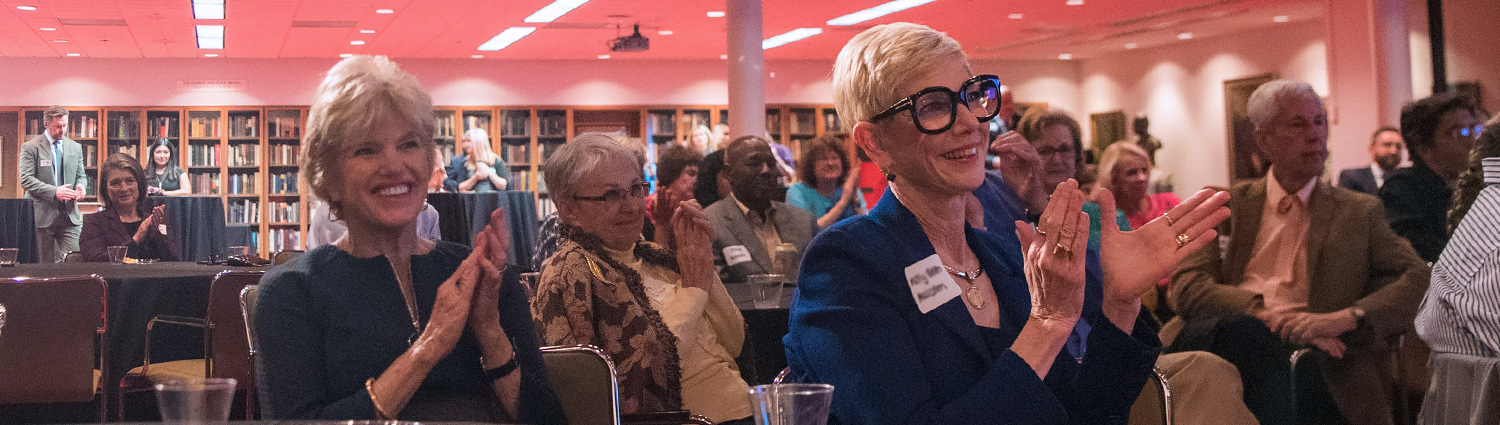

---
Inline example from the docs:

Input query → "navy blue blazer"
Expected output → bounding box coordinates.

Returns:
[783,185,1160,425]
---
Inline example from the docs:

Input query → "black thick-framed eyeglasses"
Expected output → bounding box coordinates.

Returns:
[869,74,1002,134]
[572,182,651,203]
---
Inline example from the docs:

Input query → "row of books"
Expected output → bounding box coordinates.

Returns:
[268,200,300,223]
[109,114,139,139]
[268,143,300,165]
[269,171,299,194]
[228,115,258,138]
[227,172,259,195]
[229,144,258,167]
[502,143,529,163]
[500,111,530,137]
[267,116,300,138]
[110,142,138,159]
[189,171,221,194]
[538,114,566,137]
[188,116,220,138]
[646,112,676,137]
[266,228,303,253]
[148,117,180,138]
[24,115,99,139]
[435,113,458,138]
[81,144,98,167]
[464,115,491,134]
[789,111,817,135]
[511,170,536,192]
[227,199,259,225]
[187,144,221,167]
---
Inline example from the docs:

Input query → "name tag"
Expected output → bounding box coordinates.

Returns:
[723,245,753,266]
[906,254,960,314]
[39,159,52,167]
[159,224,168,235]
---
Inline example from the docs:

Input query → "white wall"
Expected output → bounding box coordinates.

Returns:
[1077,21,1329,195]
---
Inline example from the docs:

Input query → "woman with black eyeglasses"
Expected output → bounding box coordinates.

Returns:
[531,134,753,423]
[782,23,1231,424]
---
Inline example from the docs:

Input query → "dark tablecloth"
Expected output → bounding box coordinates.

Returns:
[0,262,266,407]
[427,192,539,268]
[726,282,795,385]
[153,196,228,262]
[0,198,39,263]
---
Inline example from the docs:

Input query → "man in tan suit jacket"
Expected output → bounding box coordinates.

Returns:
[1169,81,1429,425]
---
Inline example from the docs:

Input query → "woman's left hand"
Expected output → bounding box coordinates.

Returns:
[672,199,716,291]
[1095,188,1231,303]
[134,205,167,242]
[467,210,512,344]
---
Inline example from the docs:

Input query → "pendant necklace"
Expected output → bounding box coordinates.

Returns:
[943,264,986,309]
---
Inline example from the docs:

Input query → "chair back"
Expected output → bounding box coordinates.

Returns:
[541,345,622,425]
[0,303,7,342]
[63,251,84,263]
[1420,352,1500,424]
[271,250,303,266]
[1128,367,1174,425]
[204,271,262,384]
[239,285,259,356]
[0,275,107,404]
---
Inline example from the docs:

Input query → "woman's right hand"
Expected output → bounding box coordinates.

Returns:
[672,199,716,291]
[1013,179,1090,326]
[411,252,483,364]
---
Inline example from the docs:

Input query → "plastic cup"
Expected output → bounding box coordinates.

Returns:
[0,248,17,266]
[107,246,129,263]
[748,274,786,309]
[154,377,237,424]
[747,383,835,425]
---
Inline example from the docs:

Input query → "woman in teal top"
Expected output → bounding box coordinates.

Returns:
[786,134,867,229]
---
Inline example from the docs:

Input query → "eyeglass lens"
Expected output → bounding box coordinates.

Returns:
[912,78,1000,132]
[1457,125,1484,139]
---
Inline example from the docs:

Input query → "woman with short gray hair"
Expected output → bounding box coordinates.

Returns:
[532,134,753,423]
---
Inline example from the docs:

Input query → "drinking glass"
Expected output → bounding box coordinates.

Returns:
[227,246,249,257]
[107,246,129,263]
[747,383,835,425]
[0,248,18,266]
[154,377,237,424]
[748,274,787,309]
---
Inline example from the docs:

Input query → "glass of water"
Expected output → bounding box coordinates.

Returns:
[154,377,237,424]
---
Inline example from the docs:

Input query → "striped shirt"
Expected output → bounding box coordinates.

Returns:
[1415,157,1500,356]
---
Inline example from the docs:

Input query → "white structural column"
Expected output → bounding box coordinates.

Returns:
[1324,0,1413,172]
[726,0,766,141]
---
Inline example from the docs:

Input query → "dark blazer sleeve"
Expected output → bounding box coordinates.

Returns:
[445,156,469,192]
[256,266,385,419]
[1379,172,1446,263]
[79,211,115,262]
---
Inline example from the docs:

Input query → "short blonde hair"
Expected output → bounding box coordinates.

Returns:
[301,55,436,212]
[833,22,968,133]
[1095,141,1151,194]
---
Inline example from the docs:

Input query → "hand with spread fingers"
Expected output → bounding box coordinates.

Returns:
[1095,187,1232,329]
[672,199,717,291]
[1013,179,1091,325]
[414,250,483,363]
[990,131,1048,213]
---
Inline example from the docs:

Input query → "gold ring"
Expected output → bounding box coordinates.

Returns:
[1052,243,1072,257]
[1175,234,1191,249]
[1036,227,1048,237]
[1162,213,1177,226]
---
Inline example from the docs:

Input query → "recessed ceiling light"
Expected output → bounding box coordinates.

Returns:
[52,39,67,43]
[1065,0,1084,5]
[1124,42,1138,49]
[827,0,937,26]
[196,24,224,49]
[39,27,56,31]
[658,30,674,35]
[524,0,590,23]
[720,54,728,60]
[762,28,822,49]
[477,26,536,51]
[192,0,224,20]
[204,53,219,57]
[360,29,376,34]
[340,53,354,58]
[1273,15,1290,23]
[597,54,610,59]
[66,53,81,57]
[375,9,394,14]
[1177,32,1194,40]
[350,40,366,45]
[16,5,37,11]
[706,11,725,18]
[471,54,484,58]
[1007,13,1023,19]
[1058,53,1073,60]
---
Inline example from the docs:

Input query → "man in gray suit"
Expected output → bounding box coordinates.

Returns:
[19,105,88,263]
[706,136,815,283]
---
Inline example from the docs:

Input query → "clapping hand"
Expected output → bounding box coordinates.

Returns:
[55,184,81,201]
[134,205,167,242]
[989,131,1047,213]
[671,199,716,291]
[414,244,484,363]
[467,210,514,353]
[1013,179,1090,325]
[1095,188,1230,304]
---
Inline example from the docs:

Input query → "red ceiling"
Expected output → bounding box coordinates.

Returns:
[0,0,1322,60]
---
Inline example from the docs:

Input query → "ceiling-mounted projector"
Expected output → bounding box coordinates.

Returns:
[609,24,650,52]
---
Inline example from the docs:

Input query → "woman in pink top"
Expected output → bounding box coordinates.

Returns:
[1098,141,1180,230]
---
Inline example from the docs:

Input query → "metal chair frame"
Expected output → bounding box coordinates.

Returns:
[0,274,109,422]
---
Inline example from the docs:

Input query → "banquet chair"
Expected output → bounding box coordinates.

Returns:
[539,345,713,425]
[239,285,259,359]
[118,270,263,420]
[271,250,303,266]
[1127,368,1174,425]
[1420,352,1500,423]
[0,275,109,421]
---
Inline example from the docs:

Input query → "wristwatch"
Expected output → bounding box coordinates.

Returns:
[1348,306,1367,326]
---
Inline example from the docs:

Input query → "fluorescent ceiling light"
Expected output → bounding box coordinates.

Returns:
[1124,42,1138,49]
[375,9,394,14]
[1065,0,1084,5]
[597,54,610,59]
[826,0,936,26]
[1007,13,1023,19]
[350,40,365,45]
[197,24,224,49]
[706,11,725,18]
[477,27,536,51]
[1273,15,1290,23]
[16,5,36,11]
[51,39,67,43]
[66,53,81,56]
[40,27,56,31]
[1177,32,1194,40]
[360,29,376,34]
[192,0,224,20]
[204,53,219,57]
[1057,53,1073,60]
[523,0,589,23]
[762,28,822,49]
[471,54,484,58]
[340,53,354,58]
[658,30,673,35]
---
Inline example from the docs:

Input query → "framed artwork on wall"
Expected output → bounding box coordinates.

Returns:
[1223,73,1276,183]
[1089,110,1127,155]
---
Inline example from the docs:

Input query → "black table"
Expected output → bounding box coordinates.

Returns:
[427,192,539,268]
[0,262,266,410]
[0,198,39,263]
[726,282,796,385]
[153,196,228,262]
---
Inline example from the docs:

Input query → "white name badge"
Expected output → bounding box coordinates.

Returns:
[39,159,52,167]
[906,254,960,314]
[723,245,753,266]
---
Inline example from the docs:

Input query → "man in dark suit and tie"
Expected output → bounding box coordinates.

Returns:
[19,106,89,263]
[706,136,815,283]
[1336,126,1404,195]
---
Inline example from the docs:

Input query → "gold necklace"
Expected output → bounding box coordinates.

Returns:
[388,259,422,346]
[943,264,986,309]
